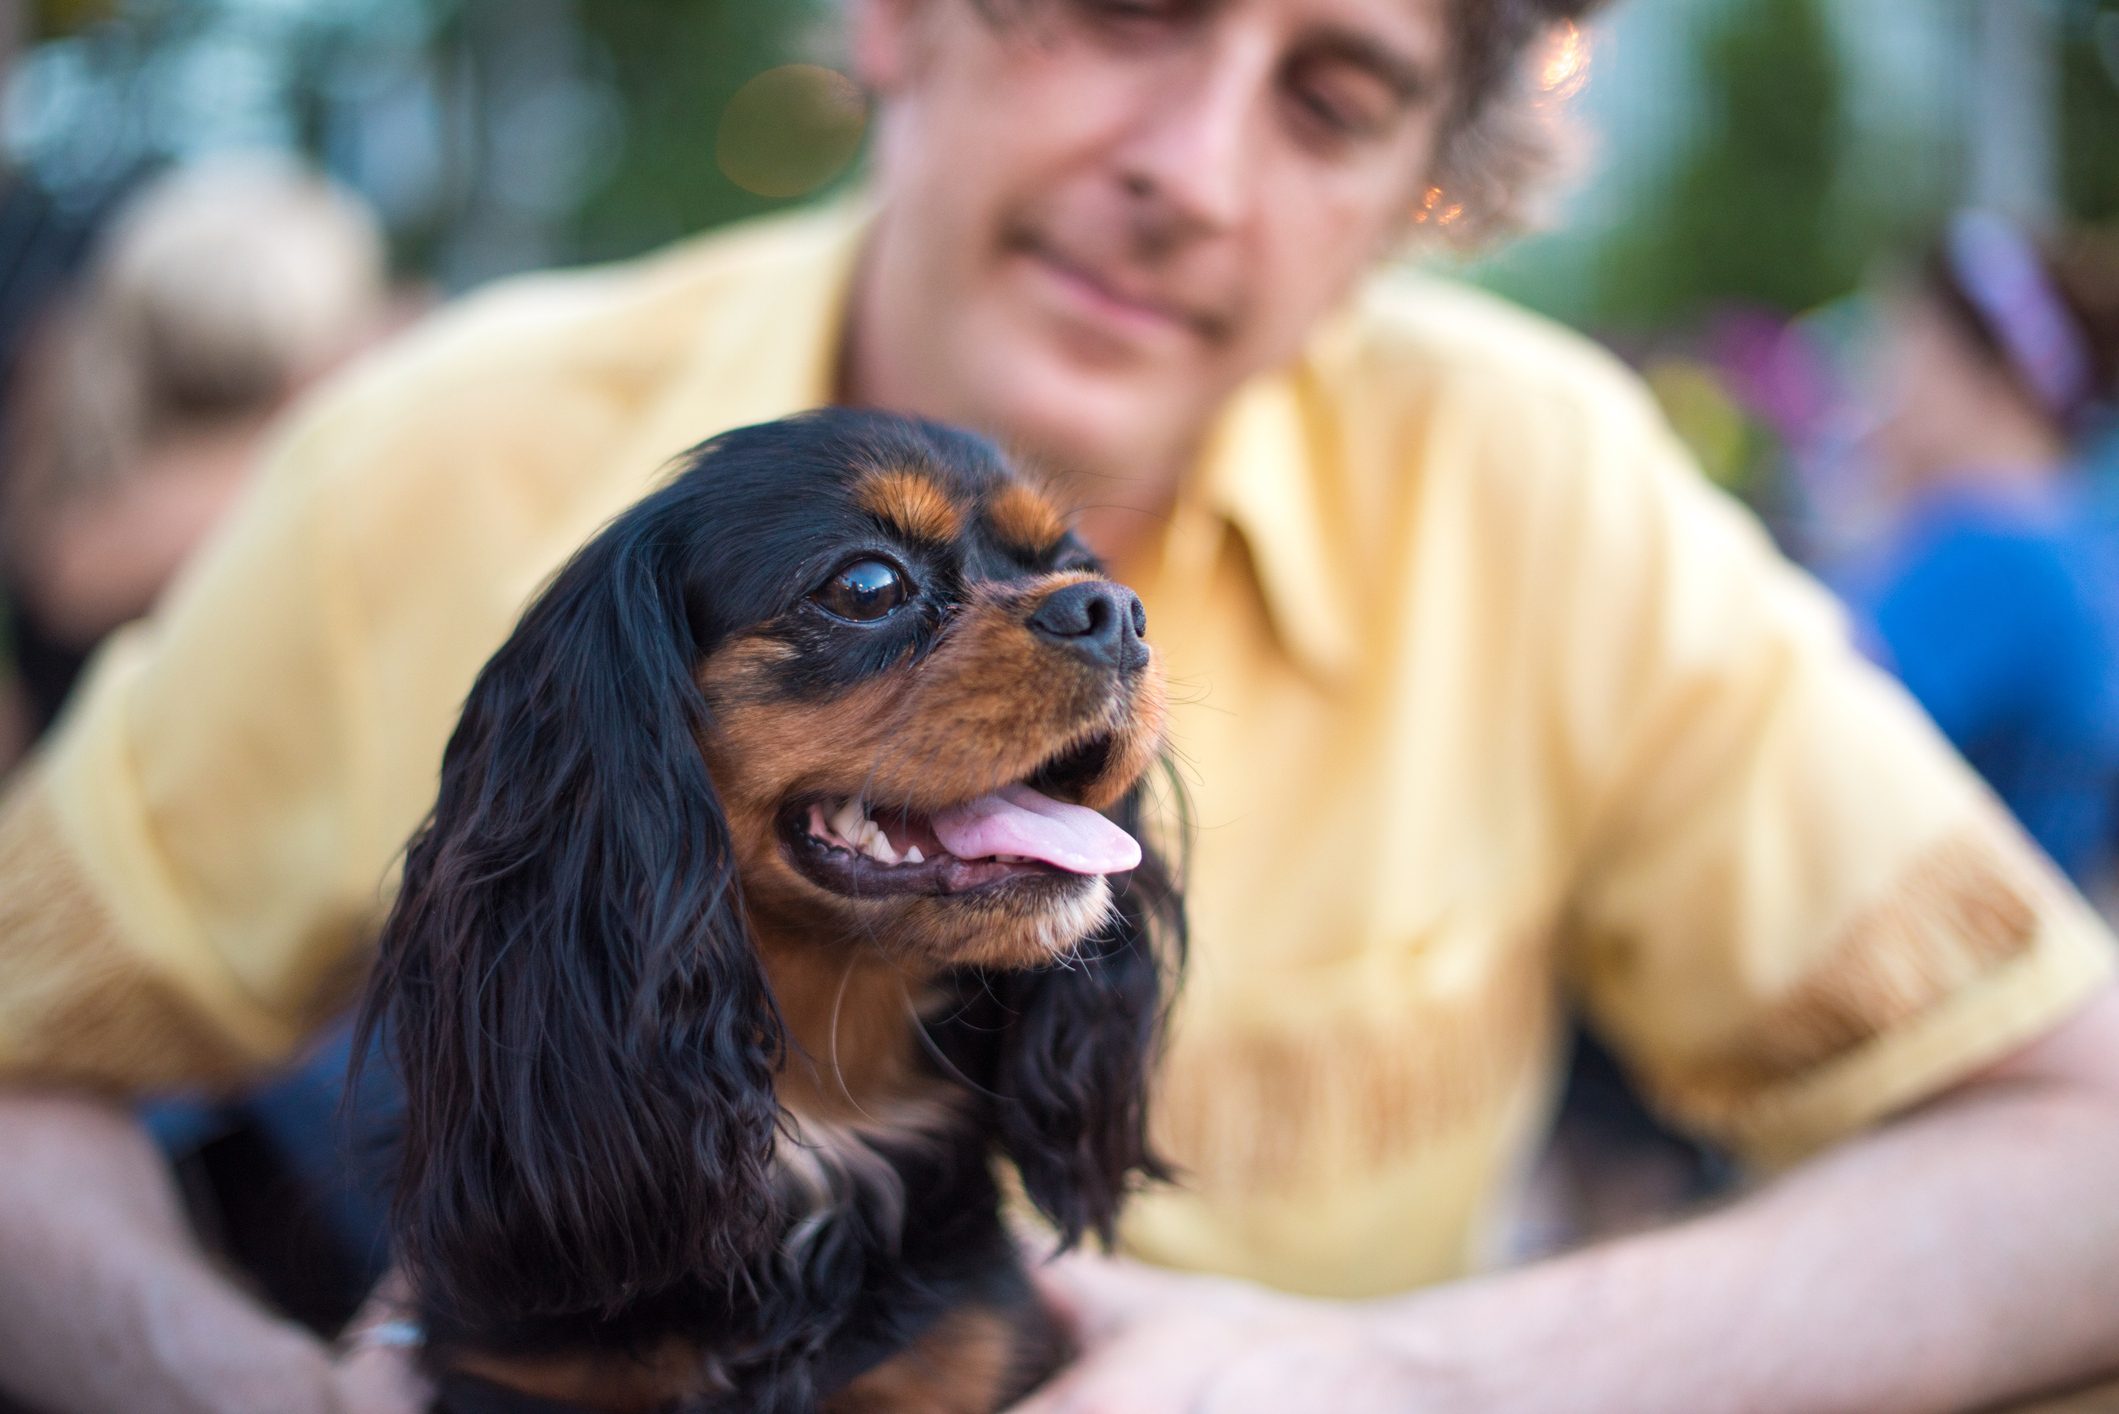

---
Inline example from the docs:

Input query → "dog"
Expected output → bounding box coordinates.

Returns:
[350,409,1184,1414]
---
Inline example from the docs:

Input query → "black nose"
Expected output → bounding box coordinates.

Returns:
[1027,581,1149,672]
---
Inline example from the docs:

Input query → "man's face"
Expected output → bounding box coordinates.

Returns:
[854,0,1455,477]
[1868,293,2034,489]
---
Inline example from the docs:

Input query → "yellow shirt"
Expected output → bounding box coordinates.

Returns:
[1,203,2110,1298]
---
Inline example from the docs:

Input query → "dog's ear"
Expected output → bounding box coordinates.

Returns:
[942,772,1187,1249]
[352,494,783,1329]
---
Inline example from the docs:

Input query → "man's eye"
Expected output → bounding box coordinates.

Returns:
[1287,64,1401,145]
[1297,91,1359,136]
[813,559,910,622]
[1069,0,1190,30]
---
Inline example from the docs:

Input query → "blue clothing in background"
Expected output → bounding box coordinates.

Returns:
[1837,477,2119,886]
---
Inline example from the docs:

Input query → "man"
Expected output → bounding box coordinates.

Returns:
[3,1,2118,1411]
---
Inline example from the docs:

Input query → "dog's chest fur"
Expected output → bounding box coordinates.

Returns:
[444,953,1061,1414]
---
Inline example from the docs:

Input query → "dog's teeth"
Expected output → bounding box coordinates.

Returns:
[904,845,924,865]
[829,799,866,843]
[854,819,897,863]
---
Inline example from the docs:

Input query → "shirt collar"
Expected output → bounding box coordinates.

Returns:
[1189,359,1362,683]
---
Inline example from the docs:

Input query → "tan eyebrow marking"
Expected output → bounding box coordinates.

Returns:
[856,467,964,545]
[985,481,1067,558]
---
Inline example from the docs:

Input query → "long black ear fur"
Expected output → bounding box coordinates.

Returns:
[351,500,783,1335]
[935,771,1187,1248]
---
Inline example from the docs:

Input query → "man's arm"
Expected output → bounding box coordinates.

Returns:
[0,377,438,1412]
[0,1089,425,1414]
[1015,983,2119,1414]
[1386,981,2119,1411]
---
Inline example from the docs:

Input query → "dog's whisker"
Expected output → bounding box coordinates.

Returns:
[825,955,885,1127]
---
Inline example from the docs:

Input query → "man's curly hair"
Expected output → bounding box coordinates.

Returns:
[1431,0,1611,244]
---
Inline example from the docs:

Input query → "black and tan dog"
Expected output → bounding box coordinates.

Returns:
[352,409,1184,1414]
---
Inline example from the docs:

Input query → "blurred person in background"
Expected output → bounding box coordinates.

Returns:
[0,3,2118,1414]
[1833,217,2119,905]
[0,156,393,773]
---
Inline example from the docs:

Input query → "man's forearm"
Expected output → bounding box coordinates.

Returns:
[1379,1074,2119,1412]
[0,1089,346,1414]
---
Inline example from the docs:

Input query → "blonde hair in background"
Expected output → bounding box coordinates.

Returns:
[29,154,389,499]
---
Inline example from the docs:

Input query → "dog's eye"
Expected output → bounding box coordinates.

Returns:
[813,558,909,622]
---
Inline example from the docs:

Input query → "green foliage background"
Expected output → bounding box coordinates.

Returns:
[1592,0,1856,330]
[558,1,835,261]
[2060,0,2119,224]
[15,0,2119,322]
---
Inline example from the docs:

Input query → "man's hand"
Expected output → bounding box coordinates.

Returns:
[333,1344,429,1414]
[335,1272,432,1414]
[1011,1254,1457,1414]
[0,1087,421,1414]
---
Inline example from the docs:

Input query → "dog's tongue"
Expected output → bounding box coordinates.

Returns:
[930,783,1141,875]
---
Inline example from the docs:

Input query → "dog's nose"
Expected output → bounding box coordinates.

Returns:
[1028,581,1148,672]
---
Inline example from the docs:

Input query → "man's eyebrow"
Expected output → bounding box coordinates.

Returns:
[1303,25,1441,105]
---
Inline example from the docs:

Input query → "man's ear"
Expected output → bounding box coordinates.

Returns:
[848,0,926,96]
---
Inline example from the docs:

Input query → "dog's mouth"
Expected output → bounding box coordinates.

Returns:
[778,733,1137,900]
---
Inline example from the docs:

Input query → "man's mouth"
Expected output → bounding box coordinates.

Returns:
[779,736,1140,900]
[1009,232,1232,345]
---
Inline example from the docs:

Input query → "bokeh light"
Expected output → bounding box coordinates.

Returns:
[1539,20,1594,103]
[714,63,867,202]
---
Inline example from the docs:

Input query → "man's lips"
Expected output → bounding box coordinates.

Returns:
[1014,237,1230,344]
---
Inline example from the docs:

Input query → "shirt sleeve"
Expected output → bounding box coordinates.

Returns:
[1548,402,2117,1167]
[0,285,652,1095]
[0,388,390,1092]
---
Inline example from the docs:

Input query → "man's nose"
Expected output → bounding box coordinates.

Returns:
[1110,32,1276,238]
[1029,581,1150,674]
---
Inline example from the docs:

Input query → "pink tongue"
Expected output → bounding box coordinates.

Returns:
[929,784,1142,875]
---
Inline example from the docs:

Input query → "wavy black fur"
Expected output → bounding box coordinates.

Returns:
[931,771,1186,1249]
[350,478,787,1333]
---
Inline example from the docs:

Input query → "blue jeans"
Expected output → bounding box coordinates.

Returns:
[143,1020,398,1331]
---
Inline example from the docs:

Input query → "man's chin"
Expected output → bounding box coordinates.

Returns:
[981,377,1177,477]
[967,329,1169,432]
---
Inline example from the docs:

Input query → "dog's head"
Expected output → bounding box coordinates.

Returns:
[690,415,1165,969]
[357,410,1181,1339]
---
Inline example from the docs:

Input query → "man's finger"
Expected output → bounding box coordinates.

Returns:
[333,1345,433,1414]
[1007,1319,1226,1414]
[1030,1251,1191,1348]
[337,1268,431,1414]
[342,1267,417,1334]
